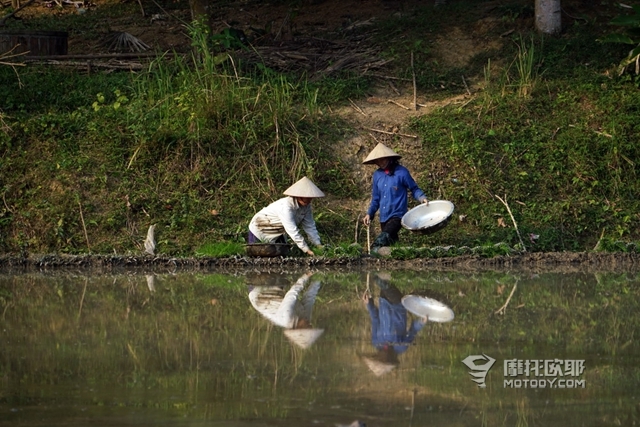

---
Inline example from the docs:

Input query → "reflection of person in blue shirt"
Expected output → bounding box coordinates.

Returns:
[361,143,429,250]
[362,272,426,376]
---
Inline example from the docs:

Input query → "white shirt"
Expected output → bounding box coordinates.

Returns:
[249,196,321,252]
[248,274,321,329]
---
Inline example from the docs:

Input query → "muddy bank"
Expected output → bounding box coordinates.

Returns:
[1,252,640,274]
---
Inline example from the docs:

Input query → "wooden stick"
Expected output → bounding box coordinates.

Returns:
[495,281,518,315]
[462,75,471,95]
[349,98,367,116]
[387,99,410,110]
[365,72,412,82]
[25,52,177,60]
[365,272,371,296]
[411,51,417,111]
[78,198,91,252]
[495,194,526,252]
[355,214,360,245]
[593,228,606,251]
[77,279,87,320]
[366,223,371,254]
[136,0,145,17]
[367,127,417,139]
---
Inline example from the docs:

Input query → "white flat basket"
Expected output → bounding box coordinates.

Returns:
[401,295,454,323]
[401,200,454,234]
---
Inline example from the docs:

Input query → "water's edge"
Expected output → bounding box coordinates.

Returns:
[1,251,639,273]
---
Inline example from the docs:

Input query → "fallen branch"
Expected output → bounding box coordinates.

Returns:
[495,280,518,315]
[25,59,146,70]
[387,99,410,110]
[349,98,367,116]
[495,194,527,252]
[462,74,471,95]
[593,228,606,251]
[364,72,412,81]
[24,52,177,60]
[367,127,417,139]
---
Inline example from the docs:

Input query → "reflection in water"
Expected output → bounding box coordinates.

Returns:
[361,272,426,376]
[1,269,640,426]
[248,271,324,349]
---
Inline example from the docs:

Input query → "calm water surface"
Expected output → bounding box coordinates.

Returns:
[1,268,638,426]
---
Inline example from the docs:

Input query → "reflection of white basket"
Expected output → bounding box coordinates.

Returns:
[401,295,455,323]
[284,329,324,349]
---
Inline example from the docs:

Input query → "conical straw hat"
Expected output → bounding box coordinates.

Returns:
[283,177,325,198]
[284,328,324,349]
[362,143,402,165]
[362,356,397,376]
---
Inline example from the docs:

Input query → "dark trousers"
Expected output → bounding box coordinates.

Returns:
[372,217,402,248]
[380,217,403,243]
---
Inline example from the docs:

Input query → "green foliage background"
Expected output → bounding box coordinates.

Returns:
[1,0,640,256]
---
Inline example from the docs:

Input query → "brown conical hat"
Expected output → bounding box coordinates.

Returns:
[362,143,402,165]
[284,328,325,349]
[283,177,325,198]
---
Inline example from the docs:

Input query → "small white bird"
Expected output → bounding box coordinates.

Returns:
[144,224,156,255]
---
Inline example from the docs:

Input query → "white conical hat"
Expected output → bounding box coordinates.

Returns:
[284,328,324,349]
[283,177,325,198]
[362,356,397,376]
[362,143,402,165]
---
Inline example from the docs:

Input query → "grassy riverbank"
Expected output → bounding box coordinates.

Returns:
[1,0,640,257]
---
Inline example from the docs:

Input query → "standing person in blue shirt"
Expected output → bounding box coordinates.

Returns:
[362,143,429,251]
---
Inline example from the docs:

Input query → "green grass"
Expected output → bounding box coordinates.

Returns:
[2,0,640,256]
[194,242,245,257]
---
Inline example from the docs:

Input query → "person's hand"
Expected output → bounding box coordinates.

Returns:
[422,198,429,206]
[363,214,371,226]
[362,292,370,304]
[305,249,315,256]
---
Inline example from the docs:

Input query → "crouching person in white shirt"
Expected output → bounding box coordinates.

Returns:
[249,176,324,256]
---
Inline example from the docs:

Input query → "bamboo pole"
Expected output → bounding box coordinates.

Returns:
[366,223,371,254]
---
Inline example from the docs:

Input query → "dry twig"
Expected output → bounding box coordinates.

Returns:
[495,194,527,251]
[349,99,367,116]
[387,99,410,110]
[367,127,417,139]
[411,51,417,110]
[495,280,518,315]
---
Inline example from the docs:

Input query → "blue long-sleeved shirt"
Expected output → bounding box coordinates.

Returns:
[367,298,425,354]
[366,164,426,223]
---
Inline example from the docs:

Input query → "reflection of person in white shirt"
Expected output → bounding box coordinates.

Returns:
[248,272,324,349]
[249,177,324,256]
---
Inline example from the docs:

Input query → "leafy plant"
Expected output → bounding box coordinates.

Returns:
[600,4,640,76]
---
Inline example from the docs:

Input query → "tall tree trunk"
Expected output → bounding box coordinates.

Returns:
[535,0,562,35]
